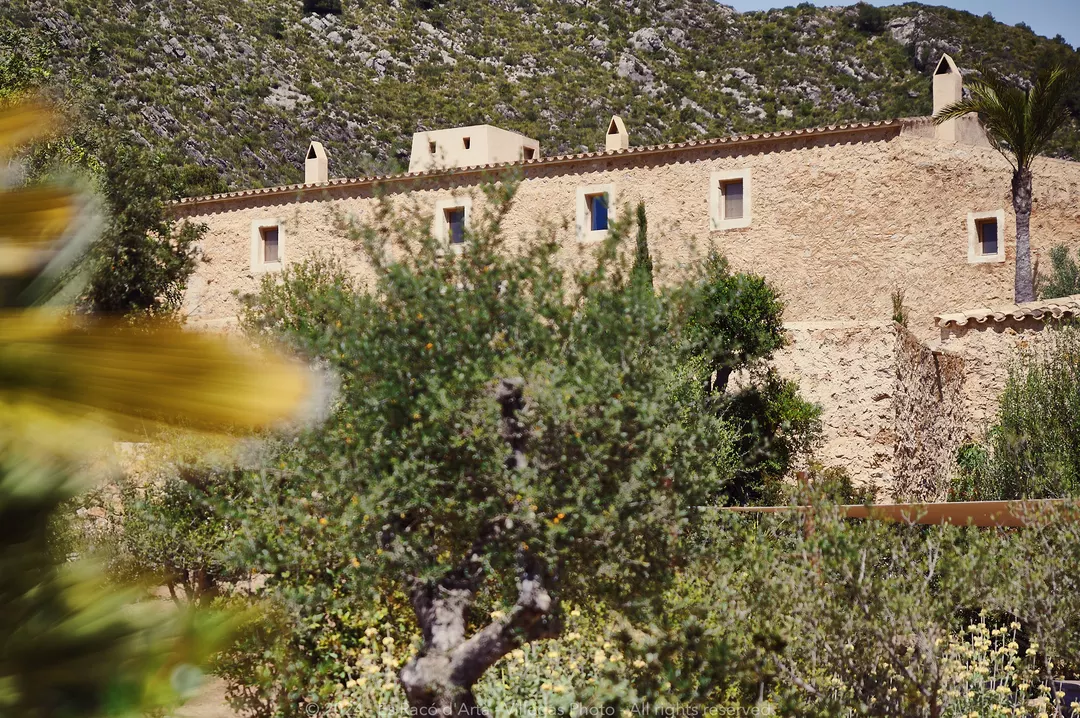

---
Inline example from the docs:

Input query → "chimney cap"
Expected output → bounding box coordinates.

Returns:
[306,140,328,161]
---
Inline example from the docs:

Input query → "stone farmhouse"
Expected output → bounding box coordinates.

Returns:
[175,54,1080,499]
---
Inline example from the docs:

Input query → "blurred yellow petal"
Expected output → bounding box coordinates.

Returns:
[0,103,52,158]
[0,187,77,275]
[0,312,313,452]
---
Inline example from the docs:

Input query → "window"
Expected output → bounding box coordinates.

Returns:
[720,179,744,220]
[523,146,536,160]
[976,218,997,256]
[966,210,1005,264]
[710,170,752,230]
[428,141,436,154]
[261,226,279,263]
[250,219,284,272]
[462,137,471,150]
[587,193,609,231]
[576,184,616,242]
[445,207,466,245]
[433,197,472,250]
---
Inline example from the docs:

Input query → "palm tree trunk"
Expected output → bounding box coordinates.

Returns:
[1012,167,1035,303]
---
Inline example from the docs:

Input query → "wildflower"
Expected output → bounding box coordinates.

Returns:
[365,627,378,637]
[570,609,581,617]
[490,610,505,620]
[346,679,357,688]
[553,685,566,694]
[383,636,395,646]
[366,665,380,674]
[381,681,395,691]
[361,648,371,655]
[351,557,361,568]
[319,517,328,525]
[425,343,433,350]
[541,683,553,691]
[633,659,647,668]
[593,650,607,665]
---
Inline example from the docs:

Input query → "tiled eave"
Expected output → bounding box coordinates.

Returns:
[936,295,1080,328]
[173,119,900,209]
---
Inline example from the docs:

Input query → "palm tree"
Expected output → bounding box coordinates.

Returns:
[934,65,1076,303]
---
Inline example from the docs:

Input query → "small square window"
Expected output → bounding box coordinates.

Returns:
[976,218,998,256]
[576,184,616,242]
[720,179,744,220]
[586,193,609,232]
[967,210,1005,264]
[251,219,284,272]
[523,146,536,160]
[710,170,751,230]
[462,137,471,149]
[428,141,436,154]
[445,207,466,245]
[261,226,279,263]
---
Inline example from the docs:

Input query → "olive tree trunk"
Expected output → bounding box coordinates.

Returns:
[398,378,559,714]
[1012,167,1035,304]
[399,572,557,714]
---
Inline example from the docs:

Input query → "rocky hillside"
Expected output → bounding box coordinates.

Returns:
[3,0,1077,192]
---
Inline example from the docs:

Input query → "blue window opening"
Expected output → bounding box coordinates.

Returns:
[977,218,998,255]
[589,193,609,232]
[446,207,466,245]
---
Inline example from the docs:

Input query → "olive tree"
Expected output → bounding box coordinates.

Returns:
[237,184,739,712]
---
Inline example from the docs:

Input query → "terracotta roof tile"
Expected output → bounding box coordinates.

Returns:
[935,295,1080,328]
[174,119,899,207]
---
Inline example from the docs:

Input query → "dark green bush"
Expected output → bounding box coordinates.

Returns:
[854,2,886,34]
[303,0,343,15]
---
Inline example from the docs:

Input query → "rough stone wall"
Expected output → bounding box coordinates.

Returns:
[772,322,896,491]
[892,326,969,501]
[178,128,1080,329]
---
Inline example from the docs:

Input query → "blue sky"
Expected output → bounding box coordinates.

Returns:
[728,0,1080,48]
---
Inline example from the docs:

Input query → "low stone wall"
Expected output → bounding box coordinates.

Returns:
[775,317,1054,501]
[938,318,1050,433]
[773,321,896,491]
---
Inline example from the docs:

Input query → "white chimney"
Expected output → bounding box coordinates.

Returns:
[605,115,629,152]
[933,54,963,143]
[305,141,329,184]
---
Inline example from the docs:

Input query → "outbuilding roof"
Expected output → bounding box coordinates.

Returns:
[935,295,1080,328]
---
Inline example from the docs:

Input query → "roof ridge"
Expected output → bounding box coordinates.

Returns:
[174,118,900,207]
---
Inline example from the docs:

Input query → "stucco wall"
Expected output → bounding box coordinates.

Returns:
[178,127,1080,332]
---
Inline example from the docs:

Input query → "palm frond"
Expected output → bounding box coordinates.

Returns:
[934,64,1078,170]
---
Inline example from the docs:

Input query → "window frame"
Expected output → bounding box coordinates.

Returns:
[250,218,284,273]
[966,209,1006,264]
[576,183,616,243]
[709,169,752,231]
[433,197,473,252]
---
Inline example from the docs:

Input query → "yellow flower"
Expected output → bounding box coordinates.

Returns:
[593,650,607,665]
[552,685,566,694]
[318,517,328,525]
[541,682,553,691]
[382,636,395,646]
[490,610,505,620]
[381,681,395,691]
[633,659,647,668]
[570,609,581,617]
[365,627,378,637]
